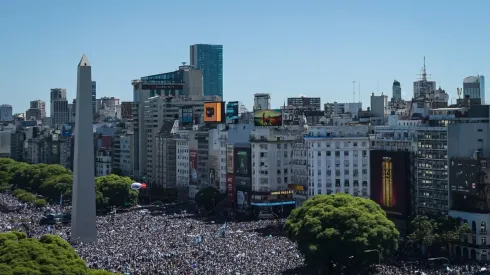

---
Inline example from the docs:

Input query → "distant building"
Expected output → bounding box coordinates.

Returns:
[254,93,271,111]
[50,88,69,127]
[0,105,13,121]
[392,80,402,101]
[287,97,321,110]
[190,44,223,98]
[463,75,485,103]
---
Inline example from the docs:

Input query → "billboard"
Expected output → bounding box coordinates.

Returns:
[226,173,236,203]
[234,148,251,177]
[179,107,194,126]
[449,158,480,195]
[254,109,282,126]
[61,124,73,137]
[226,144,234,174]
[226,101,239,124]
[370,150,411,217]
[203,101,225,123]
[189,150,198,184]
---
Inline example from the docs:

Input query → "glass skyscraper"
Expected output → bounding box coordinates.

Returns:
[190,44,223,98]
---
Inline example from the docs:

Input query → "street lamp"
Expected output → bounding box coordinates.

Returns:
[364,249,381,265]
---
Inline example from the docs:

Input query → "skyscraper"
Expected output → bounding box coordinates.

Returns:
[190,44,223,97]
[0,105,13,121]
[392,80,402,101]
[50,88,69,127]
[92,81,97,116]
[71,55,97,244]
[463,75,485,103]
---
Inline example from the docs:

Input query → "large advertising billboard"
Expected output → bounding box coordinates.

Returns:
[189,150,198,184]
[370,150,411,217]
[226,101,239,124]
[234,148,251,177]
[226,173,236,203]
[203,101,225,123]
[449,158,480,195]
[179,107,194,126]
[254,109,282,126]
[227,144,234,174]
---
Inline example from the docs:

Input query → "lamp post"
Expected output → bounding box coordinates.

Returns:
[364,249,381,265]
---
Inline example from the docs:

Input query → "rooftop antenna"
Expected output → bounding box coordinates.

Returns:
[352,81,356,102]
[358,80,361,103]
[457,87,462,99]
[418,56,431,81]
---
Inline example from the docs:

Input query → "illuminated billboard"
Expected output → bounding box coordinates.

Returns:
[189,150,198,184]
[226,101,239,124]
[226,144,234,174]
[370,150,411,217]
[203,101,225,123]
[254,109,282,126]
[179,107,194,126]
[234,148,251,177]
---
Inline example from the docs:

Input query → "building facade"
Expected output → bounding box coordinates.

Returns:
[190,44,223,98]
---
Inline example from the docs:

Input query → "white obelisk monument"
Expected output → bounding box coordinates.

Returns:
[71,55,97,243]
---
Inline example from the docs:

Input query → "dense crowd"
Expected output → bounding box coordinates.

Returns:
[2,192,490,274]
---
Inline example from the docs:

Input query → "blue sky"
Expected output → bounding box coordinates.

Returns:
[1,0,489,115]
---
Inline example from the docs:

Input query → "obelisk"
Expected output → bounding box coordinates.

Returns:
[71,55,97,243]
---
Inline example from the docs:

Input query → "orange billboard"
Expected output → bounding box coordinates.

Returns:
[204,102,224,123]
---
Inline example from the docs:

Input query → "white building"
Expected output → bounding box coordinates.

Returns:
[304,125,371,198]
[291,137,308,207]
[250,127,296,192]
[175,130,190,188]
[208,126,228,192]
[370,93,389,117]
[95,149,112,176]
[324,102,362,118]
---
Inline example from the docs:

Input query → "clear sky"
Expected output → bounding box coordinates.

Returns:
[1,0,489,115]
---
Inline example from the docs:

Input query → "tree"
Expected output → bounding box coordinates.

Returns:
[96,174,138,209]
[0,231,118,275]
[408,215,470,257]
[195,187,222,211]
[284,194,399,273]
[39,173,73,200]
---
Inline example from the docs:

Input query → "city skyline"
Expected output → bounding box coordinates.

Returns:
[2,0,490,113]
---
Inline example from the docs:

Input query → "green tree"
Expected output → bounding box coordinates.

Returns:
[408,215,470,257]
[0,231,119,275]
[96,174,138,209]
[284,194,399,273]
[39,173,73,200]
[195,186,221,211]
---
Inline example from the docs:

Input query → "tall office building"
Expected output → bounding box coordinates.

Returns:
[190,44,223,97]
[71,55,97,243]
[50,88,69,127]
[463,75,485,103]
[392,80,402,101]
[0,105,13,121]
[92,81,97,115]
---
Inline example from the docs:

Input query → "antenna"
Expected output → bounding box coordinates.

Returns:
[352,81,356,102]
[457,87,462,99]
[418,56,431,81]
[358,80,361,103]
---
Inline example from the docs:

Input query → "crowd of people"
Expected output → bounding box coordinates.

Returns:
[2,192,490,274]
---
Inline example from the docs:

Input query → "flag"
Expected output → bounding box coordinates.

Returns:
[194,235,201,245]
